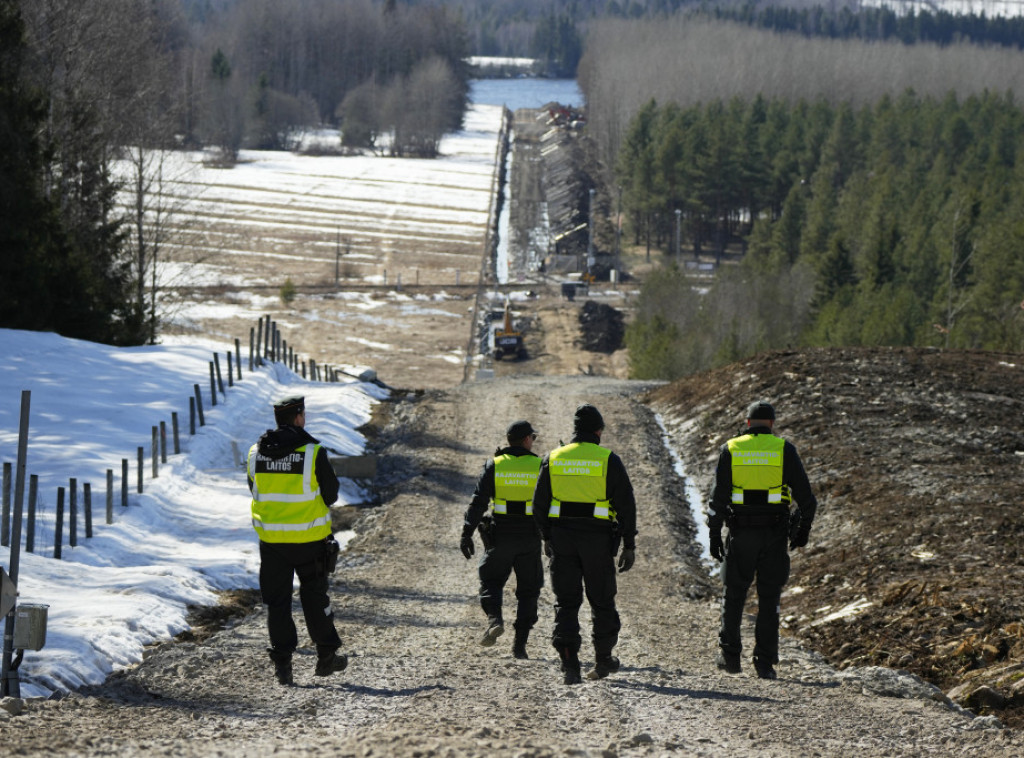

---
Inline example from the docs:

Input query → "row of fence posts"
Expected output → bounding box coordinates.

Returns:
[0,314,349,561]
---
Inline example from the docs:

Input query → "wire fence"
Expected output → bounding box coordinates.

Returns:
[0,314,355,561]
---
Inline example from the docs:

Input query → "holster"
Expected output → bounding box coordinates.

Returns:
[610,521,622,557]
[478,514,496,550]
[324,536,340,574]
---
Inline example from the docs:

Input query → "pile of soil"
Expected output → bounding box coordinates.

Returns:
[577,299,625,353]
[649,345,1024,725]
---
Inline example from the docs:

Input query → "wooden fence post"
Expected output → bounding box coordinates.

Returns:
[106,469,113,524]
[54,486,65,560]
[226,352,234,387]
[209,362,217,407]
[1,461,9,547]
[263,315,271,360]
[160,421,167,463]
[121,458,128,507]
[214,352,225,395]
[235,338,243,380]
[172,412,181,453]
[84,483,92,539]
[255,319,264,367]
[193,384,205,426]
[69,478,78,547]
[26,475,37,553]
[189,397,196,435]
[137,447,143,494]
[151,426,159,479]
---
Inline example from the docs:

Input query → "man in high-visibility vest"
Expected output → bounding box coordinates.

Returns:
[460,420,544,659]
[247,395,348,686]
[706,400,818,680]
[532,404,637,685]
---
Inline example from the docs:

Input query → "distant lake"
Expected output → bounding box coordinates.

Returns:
[469,78,583,111]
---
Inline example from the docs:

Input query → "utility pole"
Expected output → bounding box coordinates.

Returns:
[675,208,682,264]
[615,185,622,278]
[587,188,595,280]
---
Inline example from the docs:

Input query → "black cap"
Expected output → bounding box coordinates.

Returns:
[573,403,605,433]
[506,420,536,443]
[273,395,305,412]
[746,400,775,421]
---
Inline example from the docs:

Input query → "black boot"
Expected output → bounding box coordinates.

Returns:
[590,653,620,679]
[558,646,581,685]
[716,651,741,674]
[315,649,349,677]
[512,630,529,660]
[268,648,293,686]
[481,617,504,647]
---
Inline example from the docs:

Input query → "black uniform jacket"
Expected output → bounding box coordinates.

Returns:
[463,446,541,536]
[532,432,637,549]
[248,424,341,507]
[707,425,817,531]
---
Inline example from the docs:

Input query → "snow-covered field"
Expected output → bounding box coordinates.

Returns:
[114,104,507,290]
[0,328,387,697]
[0,81,584,699]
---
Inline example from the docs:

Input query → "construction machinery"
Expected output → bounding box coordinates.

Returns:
[489,300,527,361]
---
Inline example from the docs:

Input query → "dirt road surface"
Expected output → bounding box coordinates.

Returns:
[6,105,1024,754]
[4,372,1023,756]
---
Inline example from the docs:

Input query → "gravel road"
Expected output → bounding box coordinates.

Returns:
[4,375,1022,757]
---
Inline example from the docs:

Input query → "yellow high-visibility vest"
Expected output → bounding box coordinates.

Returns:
[548,442,612,520]
[727,434,791,506]
[248,442,332,543]
[493,454,541,515]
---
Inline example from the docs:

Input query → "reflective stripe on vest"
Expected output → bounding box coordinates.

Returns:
[727,434,791,506]
[248,442,332,543]
[548,442,612,520]
[492,453,541,515]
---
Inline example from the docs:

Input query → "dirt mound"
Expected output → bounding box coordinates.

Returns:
[577,299,625,353]
[648,345,1024,725]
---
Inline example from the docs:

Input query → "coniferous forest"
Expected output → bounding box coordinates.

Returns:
[575,14,1024,378]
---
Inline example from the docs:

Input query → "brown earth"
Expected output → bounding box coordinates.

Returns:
[650,346,1024,725]
[6,105,1024,753]
[6,367,1024,757]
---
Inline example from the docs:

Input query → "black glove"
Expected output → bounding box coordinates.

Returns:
[460,526,475,559]
[543,540,553,558]
[789,523,811,550]
[617,547,635,573]
[709,529,724,562]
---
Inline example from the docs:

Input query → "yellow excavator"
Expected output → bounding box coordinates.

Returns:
[490,300,527,361]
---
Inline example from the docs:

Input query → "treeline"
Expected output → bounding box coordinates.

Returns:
[707,4,1024,49]
[623,92,1024,379]
[183,0,470,157]
[1,0,470,346]
[580,17,1024,172]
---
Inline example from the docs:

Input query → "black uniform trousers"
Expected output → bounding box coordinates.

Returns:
[549,521,620,656]
[718,522,790,664]
[479,521,543,633]
[259,539,341,656]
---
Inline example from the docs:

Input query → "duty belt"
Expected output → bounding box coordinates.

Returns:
[494,501,529,517]
[555,501,603,518]
[729,510,788,528]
